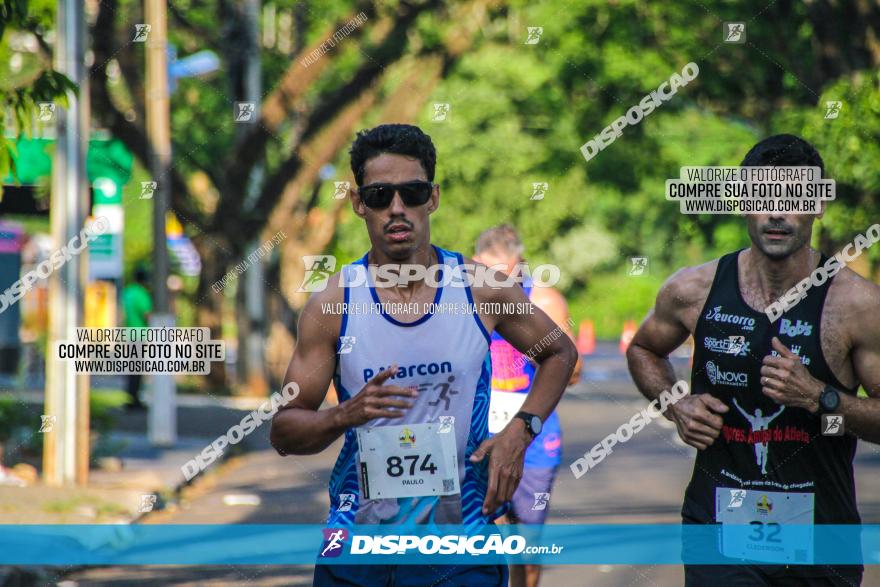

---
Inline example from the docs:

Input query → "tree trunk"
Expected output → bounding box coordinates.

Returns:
[194,237,231,393]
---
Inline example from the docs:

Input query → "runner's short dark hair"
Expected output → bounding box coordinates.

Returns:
[740,134,824,177]
[349,124,437,186]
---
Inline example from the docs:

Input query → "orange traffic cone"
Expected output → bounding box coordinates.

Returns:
[619,320,638,354]
[576,320,596,355]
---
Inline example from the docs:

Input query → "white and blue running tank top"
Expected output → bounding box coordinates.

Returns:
[327,245,493,527]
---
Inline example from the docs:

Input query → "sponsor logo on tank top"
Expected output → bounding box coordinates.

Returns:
[770,344,811,365]
[704,305,756,331]
[706,360,749,387]
[778,319,813,337]
[703,335,751,356]
[362,361,453,382]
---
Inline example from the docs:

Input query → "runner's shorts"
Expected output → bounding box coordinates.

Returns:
[507,466,558,525]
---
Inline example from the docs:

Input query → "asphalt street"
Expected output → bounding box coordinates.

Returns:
[61,343,880,586]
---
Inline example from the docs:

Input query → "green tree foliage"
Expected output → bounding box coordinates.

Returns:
[0,0,76,192]
[328,0,880,333]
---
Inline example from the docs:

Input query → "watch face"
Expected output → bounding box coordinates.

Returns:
[821,388,839,412]
[530,416,542,436]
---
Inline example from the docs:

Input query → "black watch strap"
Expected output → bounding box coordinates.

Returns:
[514,411,542,438]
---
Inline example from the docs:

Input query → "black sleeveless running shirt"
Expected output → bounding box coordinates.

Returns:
[683,249,860,525]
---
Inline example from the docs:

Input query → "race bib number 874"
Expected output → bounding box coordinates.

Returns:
[357,422,459,499]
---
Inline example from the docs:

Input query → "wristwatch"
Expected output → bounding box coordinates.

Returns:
[818,385,841,414]
[514,411,543,438]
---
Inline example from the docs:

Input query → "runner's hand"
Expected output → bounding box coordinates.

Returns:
[469,418,530,515]
[761,337,824,413]
[336,365,418,427]
[669,394,728,450]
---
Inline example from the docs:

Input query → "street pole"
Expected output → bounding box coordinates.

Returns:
[145,0,176,445]
[243,0,268,396]
[44,0,89,486]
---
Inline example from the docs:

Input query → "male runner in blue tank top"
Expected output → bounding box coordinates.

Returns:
[627,135,880,586]
[474,224,581,587]
[270,124,577,586]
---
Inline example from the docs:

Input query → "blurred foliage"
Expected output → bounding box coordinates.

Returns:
[0,0,76,194]
[4,0,878,338]
[338,0,878,334]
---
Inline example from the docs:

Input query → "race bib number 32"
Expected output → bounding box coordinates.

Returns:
[357,422,459,500]
[715,487,815,564]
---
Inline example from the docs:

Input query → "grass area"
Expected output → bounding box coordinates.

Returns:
[90,389,129,410]
[0,390,128,463]
[42,495,130,519]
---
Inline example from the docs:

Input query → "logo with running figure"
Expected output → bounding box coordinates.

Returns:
[138,494,158,513]
[723,22,746,43]
[38,102,56,122]
[824,101,842,120]
[320,528,348,558]
[39,415,56,433]
[733,399,785,474]
[438,416,455,434]
[727,335,747,355]
[532,492,550,511]
[629,257,649,276]
[530,182,549,201]
[337,493,355,512]
[431,103,450,122]
[525,27,543,45]
[234,102,256,123]
[298,255,337,292]
[821,414,844,436]
[333,181,350,199]
[425,375,459,411]
[133,24,151,42]
[728,489,746,509]
[338,336,356,354]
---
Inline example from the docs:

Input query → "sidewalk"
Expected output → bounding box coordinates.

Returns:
[0,393,274,525]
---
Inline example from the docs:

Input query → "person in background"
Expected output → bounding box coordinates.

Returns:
[475,224,582,587]
[122,266,152,410]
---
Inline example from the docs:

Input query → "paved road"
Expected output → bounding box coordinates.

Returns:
[62,344,880,586]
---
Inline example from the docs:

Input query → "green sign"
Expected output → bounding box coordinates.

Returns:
[2,136,133,189]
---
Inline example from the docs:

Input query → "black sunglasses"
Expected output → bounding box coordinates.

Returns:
[358,181,434,209]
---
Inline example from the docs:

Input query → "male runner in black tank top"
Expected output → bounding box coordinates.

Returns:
[626,135,880,586]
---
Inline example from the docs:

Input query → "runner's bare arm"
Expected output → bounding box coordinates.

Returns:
[843,283,880,443]
[530,286,582,385]
[763,277,880,444]
[270,277,418,455]
[627,263,729,450]
[627,265,707,401]
[468,265,578,514]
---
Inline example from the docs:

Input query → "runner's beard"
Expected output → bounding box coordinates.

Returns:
[747,219,811,261]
